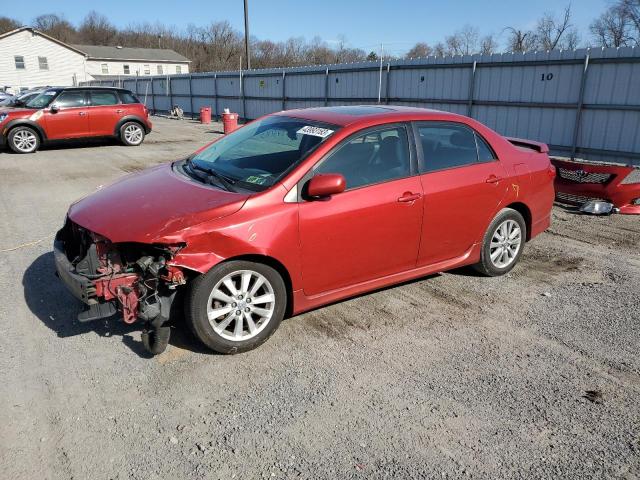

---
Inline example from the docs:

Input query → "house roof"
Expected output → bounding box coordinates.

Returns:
[0,27,190,63]
[72,44,191,63]
[0,27,87,56]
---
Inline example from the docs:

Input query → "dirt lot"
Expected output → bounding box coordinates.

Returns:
[1,116,639,479]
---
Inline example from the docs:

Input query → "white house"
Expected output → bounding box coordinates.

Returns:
[0,27,190,93]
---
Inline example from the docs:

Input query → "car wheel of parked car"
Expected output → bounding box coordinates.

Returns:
[8,126,40,154]
[474,208,526,277]
[185,260,287,353]
[120,122,145,146]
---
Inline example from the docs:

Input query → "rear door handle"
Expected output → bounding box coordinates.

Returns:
[485,175,502,184]
[398,192,422,203]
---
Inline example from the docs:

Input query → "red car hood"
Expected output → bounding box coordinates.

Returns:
[68,163,250,243]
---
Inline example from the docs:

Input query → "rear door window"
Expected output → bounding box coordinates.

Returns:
[90,90,119,106]
[119,91,140,104]
[475,133,497,162]
[416,122,496,173]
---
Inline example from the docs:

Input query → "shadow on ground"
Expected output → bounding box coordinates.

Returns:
[22,252,207,358]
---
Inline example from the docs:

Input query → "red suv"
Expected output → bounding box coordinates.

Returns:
[54,106,555,355]
[0,87,151,153]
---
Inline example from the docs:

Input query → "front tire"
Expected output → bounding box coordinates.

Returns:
[120,121,145,146]
[473,208,526,277]
[185,261,286,354]
[8,126,40,154]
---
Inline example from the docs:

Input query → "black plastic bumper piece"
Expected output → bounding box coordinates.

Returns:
[78,302,117,322]
[53,237,92,304]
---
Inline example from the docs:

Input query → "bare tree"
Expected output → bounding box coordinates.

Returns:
[445,25,479,55]
[405,42,432,58]
[0,16,20,34]
[432,42,446,57]
[536,5,578,50]
[33,14,77,43]
[589,0,640,47]
[591,5,631,46]
[621,0,640,44]
[78,11,117,45]
[505,27,537,52]
[480,34,498,55]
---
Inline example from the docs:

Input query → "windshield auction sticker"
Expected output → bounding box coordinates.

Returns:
[297,126,334,138]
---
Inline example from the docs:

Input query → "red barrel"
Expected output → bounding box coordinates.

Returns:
[199,106,211,124]
[222,111,239,134]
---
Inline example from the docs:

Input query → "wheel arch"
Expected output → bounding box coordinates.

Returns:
[114,116,149,136]
[504,202,532,241]
[206,254,294,319]
[5,119,47,142]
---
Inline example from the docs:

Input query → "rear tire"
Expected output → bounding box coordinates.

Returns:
[185,260,286,354]
[120,121,145,146]
[473,208,526,277]
[8,126,40,154]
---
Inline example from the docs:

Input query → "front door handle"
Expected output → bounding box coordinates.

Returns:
[116,109,124,114]
[78,111,86,116]
[485,175,502,184]
[398,192,422,203]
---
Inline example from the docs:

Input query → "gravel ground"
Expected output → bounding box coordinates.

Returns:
[1,117,639,479]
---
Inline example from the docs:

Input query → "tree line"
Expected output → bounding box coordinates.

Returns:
[0,1,638,73]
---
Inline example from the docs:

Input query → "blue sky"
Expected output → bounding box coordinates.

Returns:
[4,0,609,54]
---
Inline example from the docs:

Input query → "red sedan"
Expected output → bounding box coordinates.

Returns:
[54,106,555,355]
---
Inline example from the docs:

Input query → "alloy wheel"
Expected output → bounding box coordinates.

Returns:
[206,270,276,342]
[489,219,522,268]
[13,130,37,152]
[124,124,143,145]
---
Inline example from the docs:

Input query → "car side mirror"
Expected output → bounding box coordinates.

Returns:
[50,105,59,113]
[307,173,346,198]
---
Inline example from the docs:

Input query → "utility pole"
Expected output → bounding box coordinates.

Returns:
[377,43,384,103]
[243,0,251,70]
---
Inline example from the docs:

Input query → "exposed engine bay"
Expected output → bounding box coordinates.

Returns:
[54,219,188,354]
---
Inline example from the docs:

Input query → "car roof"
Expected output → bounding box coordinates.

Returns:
[274,105,468,127]
[49,86,131,92]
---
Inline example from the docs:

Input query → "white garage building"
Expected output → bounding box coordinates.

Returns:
[0,27,190,93]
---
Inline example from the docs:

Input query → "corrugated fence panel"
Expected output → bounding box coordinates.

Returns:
[81,47,639,164]
[216,75,241,97]
[245,99,282,119]
[244,75,282,98]
[328,70,380,99]
[285,73,325,99]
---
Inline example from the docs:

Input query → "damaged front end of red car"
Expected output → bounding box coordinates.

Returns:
[54,218,188,354]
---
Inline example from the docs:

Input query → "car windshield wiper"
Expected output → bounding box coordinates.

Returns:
[186,158,236,192]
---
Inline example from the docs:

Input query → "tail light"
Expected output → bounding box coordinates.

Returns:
[548,164,556,179]
[143,105,149,117]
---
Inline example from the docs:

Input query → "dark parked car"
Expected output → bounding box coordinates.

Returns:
[54,106,555,355]
[0,86,151,153]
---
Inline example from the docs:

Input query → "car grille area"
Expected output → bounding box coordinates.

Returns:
[556,192,607,205]
[557,168,612,184]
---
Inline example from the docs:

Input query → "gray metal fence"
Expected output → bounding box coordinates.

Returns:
[86,47,640,166]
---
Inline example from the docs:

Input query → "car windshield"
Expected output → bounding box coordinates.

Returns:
[188,115,338,192]
[25,89,59,109]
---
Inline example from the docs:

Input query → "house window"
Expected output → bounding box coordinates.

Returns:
[38,57,49,70]
[144,64,150,75]
[157,65,163,74]
[101,63,109,74]
[14,56,25,69]
[123,64,130,74]
[176,65,182,74]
